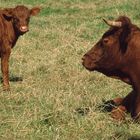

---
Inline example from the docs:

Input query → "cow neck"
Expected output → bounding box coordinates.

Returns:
[11,29,20,48]
[96,68,131,84]
[7,21,20,48]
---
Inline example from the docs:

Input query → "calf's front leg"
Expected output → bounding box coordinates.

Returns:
[1,49,11,91]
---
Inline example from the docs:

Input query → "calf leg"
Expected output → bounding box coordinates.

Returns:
[1,50,11,90]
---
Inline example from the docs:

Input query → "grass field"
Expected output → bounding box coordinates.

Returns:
[0,0,140,139]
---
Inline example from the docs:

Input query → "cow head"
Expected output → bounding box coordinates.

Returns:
[3,5,40,35]
[82,16,132,74]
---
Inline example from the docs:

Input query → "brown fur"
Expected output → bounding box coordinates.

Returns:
[111,105,127,121]
[0,5,40,90]
[82,16,140,120]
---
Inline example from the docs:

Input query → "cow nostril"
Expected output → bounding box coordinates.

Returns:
[82,54,91,61]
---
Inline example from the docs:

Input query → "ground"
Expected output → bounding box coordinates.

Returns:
[0,0,140,139]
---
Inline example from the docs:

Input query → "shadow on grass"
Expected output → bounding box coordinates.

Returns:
[75,100,117,116]
[0,76,23,83]
[97,99,118,112]
[75,107,90,116]
[41,112,60,126]
[128,137,140,140]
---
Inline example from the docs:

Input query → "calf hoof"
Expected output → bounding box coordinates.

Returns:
[3,85,10,91]
[111,106,126,121]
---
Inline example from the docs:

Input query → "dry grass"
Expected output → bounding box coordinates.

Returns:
[0,0,140,139]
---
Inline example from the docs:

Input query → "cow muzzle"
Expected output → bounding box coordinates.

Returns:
[82,54,96,71]
[20,26,29,33]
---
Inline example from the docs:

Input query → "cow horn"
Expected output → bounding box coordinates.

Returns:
[103,18,122,27]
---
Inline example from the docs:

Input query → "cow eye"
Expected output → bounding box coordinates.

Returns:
[103,38,109,44]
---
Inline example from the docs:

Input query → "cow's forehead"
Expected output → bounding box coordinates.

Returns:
[13,6,30,17]
[102,28,119,38]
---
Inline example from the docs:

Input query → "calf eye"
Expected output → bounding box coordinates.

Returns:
[13,18,19,22]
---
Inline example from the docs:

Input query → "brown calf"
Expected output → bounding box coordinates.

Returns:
[0,5,40,90]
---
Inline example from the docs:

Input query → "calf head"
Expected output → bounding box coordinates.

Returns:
[3,5,40,35]
[82,16,132,75]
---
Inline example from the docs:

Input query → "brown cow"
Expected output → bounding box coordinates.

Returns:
[0,5,40,90]
[82,16,140,121]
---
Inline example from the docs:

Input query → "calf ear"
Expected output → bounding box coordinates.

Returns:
[30,7,40,16]
[3,9,13,21]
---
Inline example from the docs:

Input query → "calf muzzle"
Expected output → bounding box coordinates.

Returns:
[20,26,29,33]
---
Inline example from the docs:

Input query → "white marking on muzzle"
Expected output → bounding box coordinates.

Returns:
[20,26,28,32]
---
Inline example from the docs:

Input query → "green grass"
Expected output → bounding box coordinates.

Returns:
[0,0,140,139]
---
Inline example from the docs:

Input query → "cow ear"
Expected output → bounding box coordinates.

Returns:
[3,8,13,21]
[30,7,41,16]
[119,25,131,53]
